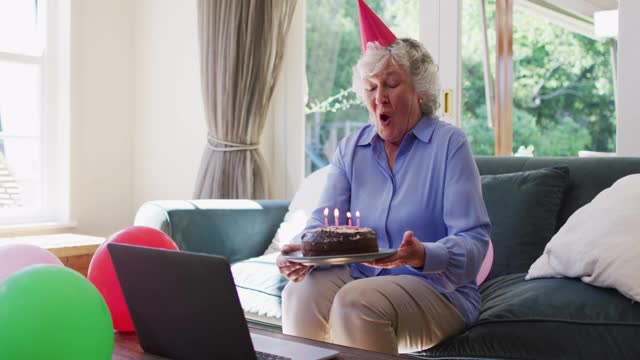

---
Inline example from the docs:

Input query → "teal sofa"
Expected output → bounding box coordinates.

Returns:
[134,157,640,360]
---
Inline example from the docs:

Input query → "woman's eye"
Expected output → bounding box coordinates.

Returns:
[365,87,376,92]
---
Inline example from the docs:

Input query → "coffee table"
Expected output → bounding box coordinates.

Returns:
[113,325,405,359]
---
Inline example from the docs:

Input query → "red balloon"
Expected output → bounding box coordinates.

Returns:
[88,226,178,332]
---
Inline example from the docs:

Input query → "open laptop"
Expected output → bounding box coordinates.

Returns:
[108,243,338,360]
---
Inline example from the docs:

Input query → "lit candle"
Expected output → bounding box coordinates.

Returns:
[356,210,361,228]
[347,211,352,227]
[334,208,339,227]
[323,208,329,227]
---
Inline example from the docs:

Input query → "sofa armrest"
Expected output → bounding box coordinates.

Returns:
[134,200,289,263]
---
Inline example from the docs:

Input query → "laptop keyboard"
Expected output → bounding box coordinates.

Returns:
[255,350,292,360]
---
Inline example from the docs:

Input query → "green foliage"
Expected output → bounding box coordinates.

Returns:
[305,88,361,115]
[461,0,615,156]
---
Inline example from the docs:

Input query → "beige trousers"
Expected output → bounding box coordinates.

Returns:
[281,266,466,355]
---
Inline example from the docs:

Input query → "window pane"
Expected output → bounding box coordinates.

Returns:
[305,0,418,175]
[460,0,496,155]
[511,8,616,156]
[461,1,616,156]
[0,60,41,136]
[0,138,41,209]
[0,0,44,55]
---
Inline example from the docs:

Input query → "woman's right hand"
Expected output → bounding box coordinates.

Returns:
[277,244,312,283]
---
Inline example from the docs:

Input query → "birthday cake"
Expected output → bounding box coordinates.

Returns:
[301,226,378,257]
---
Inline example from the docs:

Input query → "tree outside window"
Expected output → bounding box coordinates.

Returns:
[461,0,616,156]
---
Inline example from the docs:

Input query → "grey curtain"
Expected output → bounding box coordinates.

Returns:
[195,0,297,199]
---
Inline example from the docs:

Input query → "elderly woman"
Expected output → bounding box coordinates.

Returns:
[276,5,490,354]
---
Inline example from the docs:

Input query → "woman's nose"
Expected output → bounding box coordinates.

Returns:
[375,88,389,105]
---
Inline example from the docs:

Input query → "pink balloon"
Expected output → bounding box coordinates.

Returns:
[476,239,494,285]
[0,244,63,283]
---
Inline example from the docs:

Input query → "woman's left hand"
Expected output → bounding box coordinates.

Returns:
[365,231,425,269]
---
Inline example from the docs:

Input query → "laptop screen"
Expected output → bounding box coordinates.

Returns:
[108,243,257,359]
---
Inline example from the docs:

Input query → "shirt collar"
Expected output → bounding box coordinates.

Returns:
[357,124,378,146]
[356,116,438,146]
[412,116,438,144]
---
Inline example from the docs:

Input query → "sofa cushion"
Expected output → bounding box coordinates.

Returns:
[475,156,640,230]
[479,273,640,323]
[134,200,289,263]
[527,174,640,302]
[481,166,570,280]
[414,273,640,359]
[230,252,284,327]
[264,166,331,254]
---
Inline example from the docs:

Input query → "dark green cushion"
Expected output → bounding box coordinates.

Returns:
[414,274,640,360]
[479,274,640,324]
[134,200,289,263]
[481,166,570,280]
[475,156,640,230]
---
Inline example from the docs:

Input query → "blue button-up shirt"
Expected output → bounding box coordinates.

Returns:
[303,116,491,326]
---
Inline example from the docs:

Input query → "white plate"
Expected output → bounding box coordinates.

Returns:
[282,248,397,266]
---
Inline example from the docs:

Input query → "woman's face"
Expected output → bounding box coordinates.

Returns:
[362,59,423,146]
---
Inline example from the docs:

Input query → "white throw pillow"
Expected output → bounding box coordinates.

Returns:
[526,174,640,302]
[263,166,330,255]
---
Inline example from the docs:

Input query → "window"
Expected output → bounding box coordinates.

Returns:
[0,0,68,225]
[461,0,616,156]
[302,0,617,179]
[305,0,418,174]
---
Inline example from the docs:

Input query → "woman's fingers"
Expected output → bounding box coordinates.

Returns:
[400,231,422,250]
[399,231,414,248]
[276,246,311,281]
[289,266,311,282]
[278,260,310,281]
[284,263,306,275]
[364,251,402,267]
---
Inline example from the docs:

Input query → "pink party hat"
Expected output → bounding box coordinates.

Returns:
[357,0,397,53]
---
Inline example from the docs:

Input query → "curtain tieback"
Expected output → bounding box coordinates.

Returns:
[207,134,259,151]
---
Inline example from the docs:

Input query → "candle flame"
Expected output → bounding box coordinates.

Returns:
[324,208,329,216]
[347,211,351,218]
[356,210,360,217]
[334,208,339,217]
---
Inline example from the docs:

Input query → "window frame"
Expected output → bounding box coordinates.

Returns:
[0,0,70,226]
[492,0,618,156]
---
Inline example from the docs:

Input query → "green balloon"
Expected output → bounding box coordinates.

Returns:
[0,265,114,360]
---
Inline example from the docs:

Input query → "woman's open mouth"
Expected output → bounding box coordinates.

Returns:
[379,113,391,126]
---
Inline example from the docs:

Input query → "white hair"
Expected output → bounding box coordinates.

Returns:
[352,38,440,117]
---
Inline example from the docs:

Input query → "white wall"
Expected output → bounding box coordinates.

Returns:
[70,0,135,237]
[132,0,205,211]
[616,0,640,156]
[68,0,292,237]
